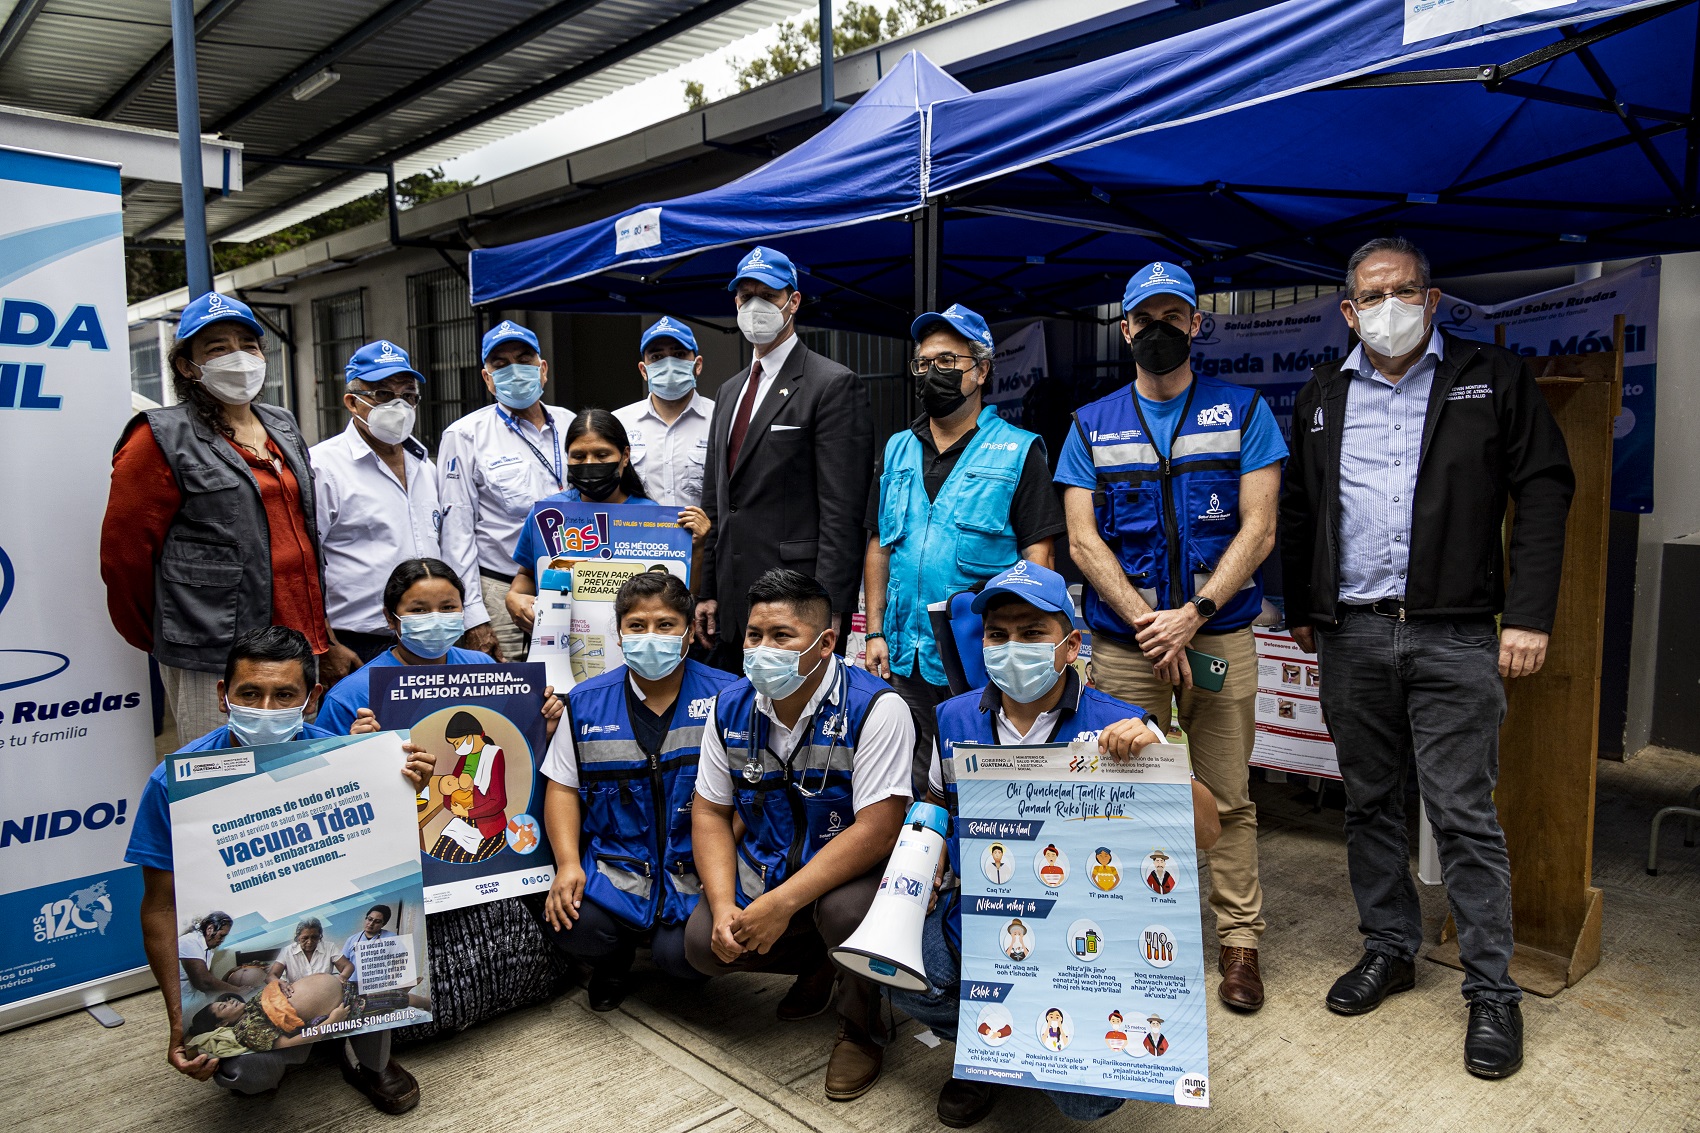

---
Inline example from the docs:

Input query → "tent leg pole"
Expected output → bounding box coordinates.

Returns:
[913,203,941,319]
[171,0,212,298]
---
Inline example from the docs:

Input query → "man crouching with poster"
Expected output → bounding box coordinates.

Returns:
[123,626,432,1112]
[892,561,1220,1128]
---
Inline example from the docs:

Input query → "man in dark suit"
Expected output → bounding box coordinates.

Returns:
[694,246,874,665]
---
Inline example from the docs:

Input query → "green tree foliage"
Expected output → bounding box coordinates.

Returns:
[127,168,475,304]
[684,78,709,110]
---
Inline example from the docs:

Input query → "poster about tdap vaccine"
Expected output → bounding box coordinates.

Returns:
[953,741,1209,1108]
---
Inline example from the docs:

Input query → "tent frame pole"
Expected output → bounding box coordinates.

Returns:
[913,202,942,318]
[171,0,213,298]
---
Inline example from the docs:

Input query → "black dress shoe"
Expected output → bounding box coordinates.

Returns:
[1464,998,1524,1079]
[587,968,629,1012]
[937,1076,998,1128]
[1325,952,1416,1015]
[776,960,837,1021]
[340,1044,421,1115]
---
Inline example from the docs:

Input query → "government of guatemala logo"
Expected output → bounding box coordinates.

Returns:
[35,879,115,942]
[1196,402,1233,427]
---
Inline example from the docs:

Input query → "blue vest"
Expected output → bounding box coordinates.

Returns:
[933,672,1153,949]
[567,660,736,929]
[1073,377,1265,637]
[716,661,896,907]
[877,409,1037,686]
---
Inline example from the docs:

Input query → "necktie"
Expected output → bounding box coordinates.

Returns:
[726,359,763,471]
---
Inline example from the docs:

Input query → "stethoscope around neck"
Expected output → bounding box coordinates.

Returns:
[742,657,849,798]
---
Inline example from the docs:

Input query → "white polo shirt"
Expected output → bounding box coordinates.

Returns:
[696,656,913,813]
[613,392,714,509]
[311,422,488,632]
[437,402,576,584]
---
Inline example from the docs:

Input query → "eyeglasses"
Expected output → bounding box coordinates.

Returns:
[909,352,978,376]
[356,389,421,407]
[1351,286,1427,310]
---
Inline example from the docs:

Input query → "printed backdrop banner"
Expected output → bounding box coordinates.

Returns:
[988,321,1048,424]
[1191,258,1659,512]
[0,148,156,1030]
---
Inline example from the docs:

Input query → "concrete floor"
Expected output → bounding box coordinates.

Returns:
[13,749,1700,1133]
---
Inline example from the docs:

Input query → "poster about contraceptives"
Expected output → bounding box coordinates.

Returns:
[953,740,1210,1109]
[167,732,432,1052]
[371,663,554,912]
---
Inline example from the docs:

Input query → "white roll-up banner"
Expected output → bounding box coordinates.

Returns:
[0,147,156,1030]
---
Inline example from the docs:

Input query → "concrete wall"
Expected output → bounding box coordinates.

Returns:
[1625,250,1700,754]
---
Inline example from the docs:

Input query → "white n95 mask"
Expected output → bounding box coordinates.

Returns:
[359,397,417,445]
[1355,295,1429,358]
[737,297,791,346]
[197,351,268,405]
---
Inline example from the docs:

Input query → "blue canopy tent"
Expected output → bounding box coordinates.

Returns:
[468,51,969,328]
[472,0,1700,331]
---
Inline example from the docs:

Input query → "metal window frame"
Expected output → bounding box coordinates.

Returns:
[406,265,483,453]
[312,288,366,440]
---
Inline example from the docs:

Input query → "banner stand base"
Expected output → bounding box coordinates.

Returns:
[0,966,155,1035]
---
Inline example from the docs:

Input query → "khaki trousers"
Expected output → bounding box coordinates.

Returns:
[1091,628,1265,947]
[481,574,529,662]
[158,663,225,748]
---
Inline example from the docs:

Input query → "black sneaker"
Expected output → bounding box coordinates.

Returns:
[587,965,630,1012]
[1464,998,1524,1079]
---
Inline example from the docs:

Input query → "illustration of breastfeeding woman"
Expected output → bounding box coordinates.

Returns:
[428,710,508,862]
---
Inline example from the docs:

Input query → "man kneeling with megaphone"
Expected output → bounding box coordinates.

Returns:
[853,560,1221,1128]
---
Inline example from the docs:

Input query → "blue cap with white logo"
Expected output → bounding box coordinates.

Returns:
[175,292,265,342]
[911,302,994,349]
[1122,261,1197,312]
[727,245,797,292]
[640,316,699,355]
[971,559,1075,618]
[480,319,540,362]
[345,339,424,385]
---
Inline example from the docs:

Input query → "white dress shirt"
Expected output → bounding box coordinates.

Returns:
[277,939,336,982]
[437,403,577,594]
[614,392,715,508]
[696,655,913,812]
[724,332,800,424]
[311,422,487,632]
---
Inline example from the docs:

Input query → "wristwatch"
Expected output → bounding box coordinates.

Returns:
[1190,595,1218,620]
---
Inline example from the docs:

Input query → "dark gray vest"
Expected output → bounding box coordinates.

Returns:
[118,402,320,672]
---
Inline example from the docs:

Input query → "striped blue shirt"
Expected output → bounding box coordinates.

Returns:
[1336,328,1443,605]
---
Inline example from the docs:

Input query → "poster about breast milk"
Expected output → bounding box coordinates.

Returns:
[953,741,1209,1108]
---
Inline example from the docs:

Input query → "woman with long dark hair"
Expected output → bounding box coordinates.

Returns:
[100,293,356,742]
[505,409,708,633]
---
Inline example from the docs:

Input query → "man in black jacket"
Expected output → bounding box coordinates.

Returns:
[694,246,874,666]
[1279,237,1573,1081]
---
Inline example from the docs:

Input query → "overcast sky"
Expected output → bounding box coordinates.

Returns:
[440,6,814,186]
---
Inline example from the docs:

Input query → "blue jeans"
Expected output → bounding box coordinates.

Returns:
[886,905,1124,1121]
[1317,611,1521,1002]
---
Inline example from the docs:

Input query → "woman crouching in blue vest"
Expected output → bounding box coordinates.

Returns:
[890,559,1222,1129]
[540,568,735,1010]
[335,557,573,1036]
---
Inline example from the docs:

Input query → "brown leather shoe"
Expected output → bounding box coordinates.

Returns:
[824,1024,884,1101]
[340,1043,421,1115]
[1218,946,1265,1012]
[777,959,837,1021]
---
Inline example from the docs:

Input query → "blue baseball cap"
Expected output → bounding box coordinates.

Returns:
[1122,261,1197,312]
[911,302,994,349]
[175,292,265,342]
[727,245,797,292]
[481,319,540,362]
[971,559,1074,618]
[640,316,698,355]
[345,339,424,385]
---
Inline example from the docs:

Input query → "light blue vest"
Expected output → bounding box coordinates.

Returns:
[1072,376,1265,637]
[877,408,1037,685]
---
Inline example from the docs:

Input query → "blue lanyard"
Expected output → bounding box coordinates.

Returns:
[496,406,562,488]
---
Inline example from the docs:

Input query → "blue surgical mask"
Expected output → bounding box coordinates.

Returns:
[489,363,544,409]
[645,356,697,401]
[398,611,465,659]
[983,640,1064,704]
[227,703,305,747]
[622,632,686,680]
[744,631,827,700]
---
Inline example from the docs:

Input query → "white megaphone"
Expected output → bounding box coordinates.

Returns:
[527,562,577,692]
[830,801,949,991]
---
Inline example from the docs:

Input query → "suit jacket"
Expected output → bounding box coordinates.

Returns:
[697,339,873,643]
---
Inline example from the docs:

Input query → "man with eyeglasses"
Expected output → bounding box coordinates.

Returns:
[863,303,1064,792]
[1056,262,1287,1014]
[1280,236,1573,1079]
[310,340,488,664]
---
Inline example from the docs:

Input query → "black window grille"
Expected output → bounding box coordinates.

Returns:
[312,290,364,439]
[407,266,484,452]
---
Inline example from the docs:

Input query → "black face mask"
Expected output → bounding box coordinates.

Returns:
[1128,320,1193,376]
[568,460,622,501]
[921,364,973,419]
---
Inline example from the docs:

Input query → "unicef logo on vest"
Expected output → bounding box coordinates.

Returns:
[1195,402,1234,427]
